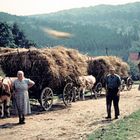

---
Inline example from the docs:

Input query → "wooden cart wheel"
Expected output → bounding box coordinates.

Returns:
[63,83,74,106]
[40,87,53,111]
[94,82,102,97]
[126,78,133,91]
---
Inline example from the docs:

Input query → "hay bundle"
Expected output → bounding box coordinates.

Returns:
[0,47,17,54]
[0,46,87,97]
[108,56,129,77]
[88,56,129,84]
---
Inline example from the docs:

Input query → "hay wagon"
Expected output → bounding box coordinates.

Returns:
[0,47,88,111]
[87,56,130,96]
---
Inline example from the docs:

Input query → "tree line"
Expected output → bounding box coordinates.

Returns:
[0,22,36,48]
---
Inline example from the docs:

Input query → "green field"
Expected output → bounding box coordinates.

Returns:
[88,109,140,140]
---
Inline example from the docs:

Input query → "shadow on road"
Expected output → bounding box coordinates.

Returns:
[0,123,19,129]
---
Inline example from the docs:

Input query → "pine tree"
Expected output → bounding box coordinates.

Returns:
[12,23,26,48]
[0,22,15,47]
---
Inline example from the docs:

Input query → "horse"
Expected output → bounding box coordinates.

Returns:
[78,75,96,100]
[0,76,15,118]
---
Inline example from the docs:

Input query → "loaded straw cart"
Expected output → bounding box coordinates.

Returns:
[0,47,88,110]
[87,56,130,95]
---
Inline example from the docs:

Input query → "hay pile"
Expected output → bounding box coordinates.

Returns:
[0,47,129,96]
[0,46,87,97]
[0,47,17,54]
[88,56,129,84]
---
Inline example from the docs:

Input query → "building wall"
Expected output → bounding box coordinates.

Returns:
[129,52,140,61]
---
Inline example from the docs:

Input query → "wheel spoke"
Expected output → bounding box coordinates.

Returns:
[41,87,53,111]
[63,83,73,106]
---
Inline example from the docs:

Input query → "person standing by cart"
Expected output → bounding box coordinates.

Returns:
[13,71,35,124]
[105,67,121,120]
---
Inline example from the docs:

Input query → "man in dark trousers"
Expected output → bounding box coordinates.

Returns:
[105,67,121,120]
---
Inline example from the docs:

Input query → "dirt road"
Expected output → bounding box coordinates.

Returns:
[0,85,140,140]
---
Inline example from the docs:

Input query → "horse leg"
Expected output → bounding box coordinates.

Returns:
[0,102,4,118]
[78,90,81,101]
[78,87,81,101]
[90,88,94,99]
[82,88,85,101]
[4,97,10,118]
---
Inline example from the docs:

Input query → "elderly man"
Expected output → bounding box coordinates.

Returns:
[105,67,121,120]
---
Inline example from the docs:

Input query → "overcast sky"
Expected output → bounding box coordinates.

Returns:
[0,0,140,16]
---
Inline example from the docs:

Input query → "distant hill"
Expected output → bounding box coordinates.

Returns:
[0,2,140,60]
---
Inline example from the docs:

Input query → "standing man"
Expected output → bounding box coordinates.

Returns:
[105,67,121,120]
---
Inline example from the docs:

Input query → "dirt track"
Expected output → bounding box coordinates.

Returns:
[0,85,140,140]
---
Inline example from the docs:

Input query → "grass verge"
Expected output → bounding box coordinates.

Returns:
[88,109,140,140]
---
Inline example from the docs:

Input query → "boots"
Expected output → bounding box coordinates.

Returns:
[19,115,25,124]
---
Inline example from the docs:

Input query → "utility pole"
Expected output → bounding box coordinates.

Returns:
[106,47,109,56]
